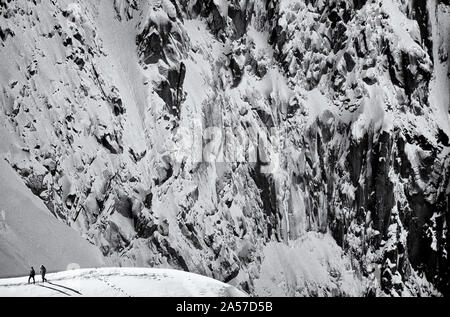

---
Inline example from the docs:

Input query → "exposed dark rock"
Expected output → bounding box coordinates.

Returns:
[369,132,395,240]
[223,265,240,283]
[328,10,341,26]
[228,3,251,39]
[353,0,367,10]
[72,54,85,69]
[179,222,202,249]
[286,99,301,119]
[362,74,377,85]
[136,219,157,239]
[65,193,76,209]
[156,80,175,114]
[155,160,173,185]
[343,52,355,72]
[437,128,450,146]
[410,0,433,61]
[0,26,14,41]
[152,234,189,271]
[140,31,165,64]
[143,192,153,209]
[114,193,133,218]
[269,25,286,53]
[393,136,413,179]
[332,22,348,54]
[250,147,280,240]
[26,174,47,196]
[166,62,186,113]
[110,96,124,116]
[105,220,130,252]
[256,108,274,129]
[129,148,146,163]
[73,32,84,44]
[192,0,226,38]
[96,133,123,154]
[229,56,243,87]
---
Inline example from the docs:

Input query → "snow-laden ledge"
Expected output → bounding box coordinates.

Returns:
[0,267,248,297]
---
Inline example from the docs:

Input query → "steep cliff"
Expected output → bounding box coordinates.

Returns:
[0,0,449,296]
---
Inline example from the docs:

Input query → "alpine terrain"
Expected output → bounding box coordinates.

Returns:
[0,267,246,296]
[0,0,449,296]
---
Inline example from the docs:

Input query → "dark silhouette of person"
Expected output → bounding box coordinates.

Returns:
[40,265,47,283]
[28,267,35,284]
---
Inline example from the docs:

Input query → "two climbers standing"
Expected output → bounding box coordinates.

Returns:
[28,267,35,284]
[40,265,47,283]
[28,265,47,284]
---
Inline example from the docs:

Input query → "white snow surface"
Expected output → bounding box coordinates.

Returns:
[0,267,247,297]
[254,232,364,297]
[0,159,106,277]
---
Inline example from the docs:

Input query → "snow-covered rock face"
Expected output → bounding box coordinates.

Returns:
[1,0,449,296]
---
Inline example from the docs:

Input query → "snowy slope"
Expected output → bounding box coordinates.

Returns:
[0,159,106,277]
[0,267,247,297]
[254,232,365,297]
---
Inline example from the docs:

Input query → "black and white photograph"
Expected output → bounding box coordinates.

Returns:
[0,0,449,301]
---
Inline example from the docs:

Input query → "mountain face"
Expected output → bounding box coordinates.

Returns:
[0,0,449,296]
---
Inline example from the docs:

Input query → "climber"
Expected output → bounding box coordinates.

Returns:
[40,265,47,283]
[28,267,35,284]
